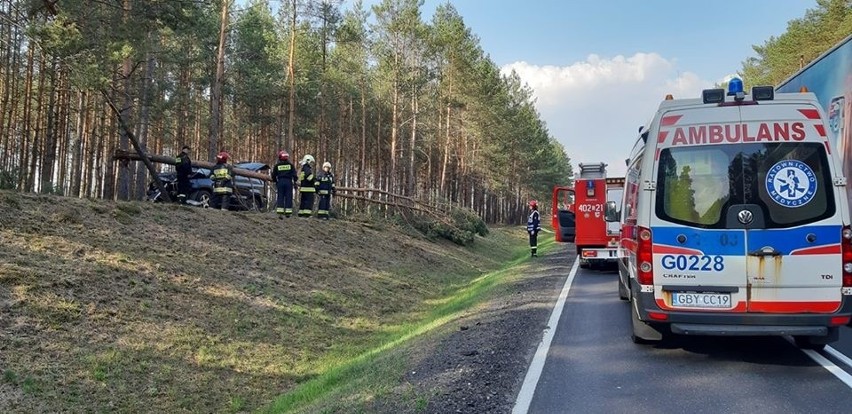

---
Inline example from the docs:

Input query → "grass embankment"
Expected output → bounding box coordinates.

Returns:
[0,191,533,413]
[267,236,558,413]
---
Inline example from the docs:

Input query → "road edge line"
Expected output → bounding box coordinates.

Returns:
[800,348,852,389]
[512,258,580,414]
[824,346,852,371]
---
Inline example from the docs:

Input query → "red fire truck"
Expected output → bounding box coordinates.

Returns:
[552,162,625,268]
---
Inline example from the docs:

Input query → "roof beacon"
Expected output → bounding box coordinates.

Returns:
[727,77,745,101]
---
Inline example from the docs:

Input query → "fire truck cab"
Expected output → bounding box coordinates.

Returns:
[552,162,625,268]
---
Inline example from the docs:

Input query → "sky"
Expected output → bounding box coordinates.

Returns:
[350,0,818,177]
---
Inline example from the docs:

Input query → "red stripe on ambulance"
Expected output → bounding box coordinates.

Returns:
[653,244,702,255]
[660,115,683,126]
[814,124,827,137]
[798,108,820,119]
[749,301,841,313]
[790,244,841,255]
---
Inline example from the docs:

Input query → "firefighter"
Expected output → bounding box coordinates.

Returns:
[175,145,192,204]
[527,200,541,257]
[297,154,317,217]
[271,150,297,218]
[316,161,336,219]
[211,151,234,211]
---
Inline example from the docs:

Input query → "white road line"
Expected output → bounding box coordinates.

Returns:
[824,346,852,371]
[512,258,580,414]
[800,348,852,389]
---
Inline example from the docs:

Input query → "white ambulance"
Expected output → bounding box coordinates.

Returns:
[616,79,852,349]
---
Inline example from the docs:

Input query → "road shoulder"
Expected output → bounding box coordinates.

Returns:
[374,243,576,413]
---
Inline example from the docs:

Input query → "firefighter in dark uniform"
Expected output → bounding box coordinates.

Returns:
[211,151,234,211]
[271,150,297,218]
[527,200,541,257]
[175,145,192,204]
[316,161,336,219]
[297,154,318,217]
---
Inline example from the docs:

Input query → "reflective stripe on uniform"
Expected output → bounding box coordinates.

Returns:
[318,210,328,215]
[300,187,316,193]
[214,187,233,194]
[298,209,312,215]
[318,190,329,195]
[285,208,293,213]
[276,208,285,213]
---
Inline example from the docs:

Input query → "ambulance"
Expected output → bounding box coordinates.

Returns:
[618,79,852,349]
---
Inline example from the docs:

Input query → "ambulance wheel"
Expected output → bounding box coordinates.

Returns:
[793,336,827,351]
[618,278,629,301]
[630,302,663,344]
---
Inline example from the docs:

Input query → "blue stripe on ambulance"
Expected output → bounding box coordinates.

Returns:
[651,227,745,256]
[746,225,840,255]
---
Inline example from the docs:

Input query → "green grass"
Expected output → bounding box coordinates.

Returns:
[263,237,556,413]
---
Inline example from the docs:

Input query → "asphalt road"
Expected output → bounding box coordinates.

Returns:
[520,264,852,413]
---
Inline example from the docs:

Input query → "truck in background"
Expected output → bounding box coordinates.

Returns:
[776,35,851,204]
[552,162,625,268]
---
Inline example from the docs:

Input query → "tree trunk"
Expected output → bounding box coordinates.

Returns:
[286,0,297,150]
[408,91,417,196]
[135,45,155,200]
[209,0,229,161]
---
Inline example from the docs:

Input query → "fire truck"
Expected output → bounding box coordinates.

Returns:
[552,162,625,268]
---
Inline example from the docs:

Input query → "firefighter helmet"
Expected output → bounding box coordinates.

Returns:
[301,154,315,165]
[322,161,332,170]
[529,200,538,209]
[278,150,289,161]
[216,151,230,163]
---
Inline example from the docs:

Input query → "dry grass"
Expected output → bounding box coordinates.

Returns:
[0,191,524,413]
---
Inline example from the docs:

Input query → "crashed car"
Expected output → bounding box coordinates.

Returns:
[147,162,270,212]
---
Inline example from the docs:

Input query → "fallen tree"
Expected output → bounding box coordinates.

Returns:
[113,149,439,213]
[112,150,487,244]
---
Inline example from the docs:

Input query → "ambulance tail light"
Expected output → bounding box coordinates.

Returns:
[702,88,725,104]
[842,226,852,287]
[637,226,654,285]
[752,86,774,101]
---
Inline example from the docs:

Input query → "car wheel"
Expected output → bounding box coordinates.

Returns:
[630,301,663,344]
[794,336,827,351]
[192,190,212,208]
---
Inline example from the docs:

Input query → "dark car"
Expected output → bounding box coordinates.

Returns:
[147,162,270,212]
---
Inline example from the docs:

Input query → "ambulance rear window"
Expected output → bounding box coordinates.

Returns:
[656,143,835,229]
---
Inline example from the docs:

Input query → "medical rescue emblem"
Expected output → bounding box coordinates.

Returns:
[765,160,817,207]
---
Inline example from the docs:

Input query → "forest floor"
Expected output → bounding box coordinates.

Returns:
[0,190,569,413]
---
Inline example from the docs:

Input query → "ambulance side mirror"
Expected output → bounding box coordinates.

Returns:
[605,201,620,222]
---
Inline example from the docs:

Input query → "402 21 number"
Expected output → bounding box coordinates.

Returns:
[660,255,724,271]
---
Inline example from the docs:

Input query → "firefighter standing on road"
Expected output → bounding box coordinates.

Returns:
[298,154,318,217]
[211,151,234,211]
[527,200,541,257]
[175,145,192,204]
[271,150,297,218]
[316,161,336,219]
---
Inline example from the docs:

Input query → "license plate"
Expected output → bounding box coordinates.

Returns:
[671,292,731,308]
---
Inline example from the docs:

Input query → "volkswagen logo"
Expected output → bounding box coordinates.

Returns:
[737,209,754,225]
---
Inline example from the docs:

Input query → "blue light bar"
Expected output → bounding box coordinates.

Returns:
[727,77,744,96]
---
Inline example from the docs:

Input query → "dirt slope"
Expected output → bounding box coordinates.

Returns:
[0,191,523,413]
